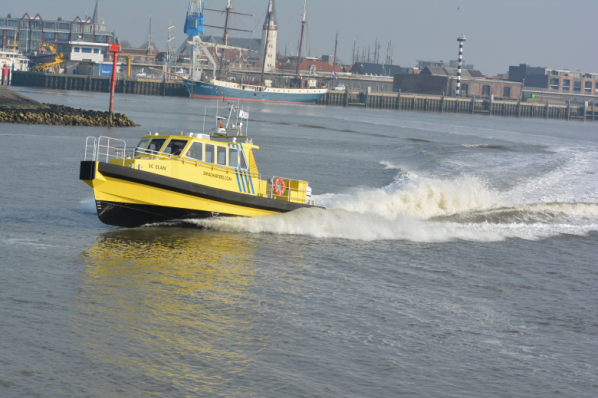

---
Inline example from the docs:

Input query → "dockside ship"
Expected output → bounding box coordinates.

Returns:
[177,0,327,104]
[182,78,327,104]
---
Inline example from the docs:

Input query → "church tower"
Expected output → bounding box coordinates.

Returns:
[92,0,100,23]
[261,0,277,72]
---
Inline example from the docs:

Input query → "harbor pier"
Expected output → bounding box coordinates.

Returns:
[11,71,188,97]
[317,90,596,121]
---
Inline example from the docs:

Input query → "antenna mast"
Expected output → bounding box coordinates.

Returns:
[147,15,154,53]
[295,0,306,78]
[332,31,338,71]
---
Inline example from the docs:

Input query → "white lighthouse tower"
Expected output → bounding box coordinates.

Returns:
[455,34,466,96]
[261,0,277,73]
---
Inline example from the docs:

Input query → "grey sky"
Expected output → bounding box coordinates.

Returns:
[6,0,597,75]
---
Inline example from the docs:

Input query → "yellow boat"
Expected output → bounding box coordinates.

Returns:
[80,105,318,227]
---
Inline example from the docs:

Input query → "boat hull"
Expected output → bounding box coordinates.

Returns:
[81,161,315,228]
[95,200,217,228]
[183,79,326,104]
[30,54,58,64]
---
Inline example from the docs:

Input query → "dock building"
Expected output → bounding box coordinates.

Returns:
[0,1,112,55]
[394,66,522,99]
[350,62,413,77]
[508,64,598,96]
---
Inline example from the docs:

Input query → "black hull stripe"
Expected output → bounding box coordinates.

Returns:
[96,200,223,228]
[96,162,318,213]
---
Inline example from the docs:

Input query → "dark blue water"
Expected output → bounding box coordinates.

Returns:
[1,87,597,397]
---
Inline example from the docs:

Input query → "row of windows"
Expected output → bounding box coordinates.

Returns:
[1,20,82,30]
[72,47,101,54]
[459,84,512,97]
[137,138,248,169]
[2,31,110,43]
[0,28,110,43]
[550,78,595,93]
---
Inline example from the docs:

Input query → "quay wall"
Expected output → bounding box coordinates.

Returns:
[317,91,597,121]
[11,72,188,97]
[9,72,596,121]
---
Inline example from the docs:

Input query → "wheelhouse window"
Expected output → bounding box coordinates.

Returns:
[134,139,149,155]
[163,139,188,156]
[147,138,166,153]
[217,146,227,166]
[205,144,215,163]
[229,148,238,167]
[186,142,203,160]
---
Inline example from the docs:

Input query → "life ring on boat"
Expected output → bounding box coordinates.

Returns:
[273,177,286,196]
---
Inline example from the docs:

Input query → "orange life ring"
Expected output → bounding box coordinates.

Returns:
[273,177,286,195]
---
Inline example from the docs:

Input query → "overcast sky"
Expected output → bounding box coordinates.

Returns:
[7,0,597,75]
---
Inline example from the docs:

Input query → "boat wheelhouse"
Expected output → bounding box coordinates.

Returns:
[80,104,318,227]
[0,49,29,72]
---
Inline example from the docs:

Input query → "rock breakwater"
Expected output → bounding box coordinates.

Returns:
[0,87,138,127]
[0,105,138,127]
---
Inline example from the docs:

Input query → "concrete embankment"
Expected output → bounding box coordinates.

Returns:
[318,91,597,121]
[0,86,138,127]
[11,71,188,97]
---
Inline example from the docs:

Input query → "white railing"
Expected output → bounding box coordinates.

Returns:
[98,136,127,165]
[84,136,97,161]
[84,136,128,165]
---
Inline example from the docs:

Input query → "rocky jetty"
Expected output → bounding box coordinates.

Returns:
[0,87,138,127]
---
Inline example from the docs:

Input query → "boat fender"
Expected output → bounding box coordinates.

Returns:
[273,177,286,196]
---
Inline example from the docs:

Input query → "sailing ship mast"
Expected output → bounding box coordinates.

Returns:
[218,0,232,76]
[260,0,274,84]
[202,1,253,78]
[295,0,307,79]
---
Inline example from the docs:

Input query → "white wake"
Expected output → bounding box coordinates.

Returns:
[184,159,598,242]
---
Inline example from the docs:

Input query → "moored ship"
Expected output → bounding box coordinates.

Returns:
[182,78,327,104]
[177,0,327,104]
[0,48,30,71]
